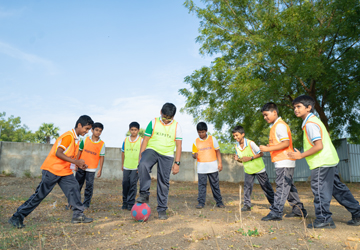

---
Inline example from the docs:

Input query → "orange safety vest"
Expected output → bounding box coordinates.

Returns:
[269,118,294,162]
[195,135,217,163]
[41,129,79,176]
[80,137,105,169]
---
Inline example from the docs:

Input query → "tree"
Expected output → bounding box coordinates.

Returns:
[0,112,35,142]
[180,0,360,146]
[126,128,145,138]
[35,123,60,144]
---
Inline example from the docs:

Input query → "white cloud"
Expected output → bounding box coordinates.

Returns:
[0,7,25,18]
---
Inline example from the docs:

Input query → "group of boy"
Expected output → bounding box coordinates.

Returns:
[8,97,360,230]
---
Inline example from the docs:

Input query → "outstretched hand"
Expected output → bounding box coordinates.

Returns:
[287,148,302,160]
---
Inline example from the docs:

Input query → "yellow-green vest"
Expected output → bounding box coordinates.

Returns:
[235,140,265,174]
[303,115,339,170]
[124,136,142,169]
[147,117,177,156]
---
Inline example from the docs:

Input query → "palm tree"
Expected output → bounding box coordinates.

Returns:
[35,123,60,144]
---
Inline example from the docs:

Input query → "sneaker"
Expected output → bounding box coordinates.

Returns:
[8,216,25,229]
[121,204,128,210]
[307,218,336,229]
[158,211,168,220]
[347,216,360,226]
[261,213,282,221]
[196,204,204,209]
[71,215,93,224]
[285,210,308,218]
[136,194,149,204]
[241,205,251,212]
[216,204,226,208]
[65,205,72,210]
[127,205,133,211]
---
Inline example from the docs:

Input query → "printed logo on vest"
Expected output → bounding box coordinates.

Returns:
[84,149,98,156]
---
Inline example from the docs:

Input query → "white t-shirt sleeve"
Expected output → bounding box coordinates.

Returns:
[212,136,220,150]
[249,141,261,155]
[175,123,182,140]
[100,142,106,156]
[306,123,322,144]
[276,124,290,142]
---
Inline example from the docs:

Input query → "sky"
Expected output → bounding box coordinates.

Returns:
[0,0,212,151]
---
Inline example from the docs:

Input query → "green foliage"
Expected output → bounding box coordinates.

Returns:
[125,128,145,138]
[0,112,35,143]
[181,0,360,146]
[237,228,260,236]
[210,131,235,154]
[35,123,60,144]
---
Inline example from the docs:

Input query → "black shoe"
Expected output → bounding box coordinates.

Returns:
[261,213,282,221]
[136,194,149,203]
[8,216,25,229]
[307,218,336,229]
[347,216,360,226]
[216,204,226,208]
[71,215,93,224]
[196,204,204,209]
[241,205,251,212]
[285,210,308,218]
[121,204,128,210]
[65,205,72,210]
[127,205,133,211]
[158,211,168,220]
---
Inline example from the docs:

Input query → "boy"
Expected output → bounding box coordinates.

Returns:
[8,115,94,228]
[121,122,143,211]
[192,122,225,209]
[136,103,182,220]
[288,95,360,229]
[232,125,274,212]
[259,102,307,221]
[74,122,105,209]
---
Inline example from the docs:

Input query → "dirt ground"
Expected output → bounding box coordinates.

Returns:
[1,176,360,250]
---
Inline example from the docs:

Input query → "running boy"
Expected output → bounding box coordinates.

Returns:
[260,102,307,221]
[288,95,360,228]
[136,103,182,220]
[8,115,94,228]
[74,122,105,209]
[121,122,143,211]
[192,122,225,209]
[232,125,274,212]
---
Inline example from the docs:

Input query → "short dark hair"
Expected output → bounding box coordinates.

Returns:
[292,95,315,113]
[232,125,245,134]
[92,122,104,130]
[196,122,208,131]
[75,115,94,129]
[261,102,279,114]
[161,103,176,117]
[129,121,140,129]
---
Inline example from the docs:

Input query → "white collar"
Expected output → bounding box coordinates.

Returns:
[269,117,282,128]
[302,113,315,129]
[128,135,139,142]
[237,138,248,150]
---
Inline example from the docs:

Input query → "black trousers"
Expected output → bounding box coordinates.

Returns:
[75,169,96,207]
[243,171,274,208]
[198,172,223,206]
[138,149,174,212]
[270,168,306,217]
[311,166,360,222]
[13,170,84,219]
[122,169,139,207]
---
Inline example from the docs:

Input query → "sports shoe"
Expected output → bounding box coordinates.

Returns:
[158,211,168,220]
[127,205,133,211]
[196,204,204,209]
[261,213,282,221]
[347,216,360,226]
[121,204,128,210]
[216,204,226,208]
[241,205,251,212]
[307,218,336,229]
[8,216,25,229]
[71,215,93,224]
[65,204,72,210]
[136,194,149,203]
[285,210,308,218]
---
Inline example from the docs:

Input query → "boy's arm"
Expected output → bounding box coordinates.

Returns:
[56,148,85,168]
[216,149,222,172]
[121,151,125,171]
[97,156,104,178]
[287,140,323,159]
[172,140,182,175]
[260,140,290,152]
[241,152,264,162]
[139,136,151,158]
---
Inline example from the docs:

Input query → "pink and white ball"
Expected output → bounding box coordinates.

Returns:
[131,203,151,222]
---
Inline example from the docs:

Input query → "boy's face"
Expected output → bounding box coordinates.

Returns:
[233,132,245,142]
[262,110,278,124]
[160,111,174,125]
[129,127,139,137]
[197,130,207,139]
[293,103,312,119]
[77,124,92,136]
[92,127,103,137]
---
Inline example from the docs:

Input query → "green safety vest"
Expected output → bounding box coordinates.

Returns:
[147,117,177,156]
[303,115,339,170]
[124,136,142,169]
[235,140,265,174]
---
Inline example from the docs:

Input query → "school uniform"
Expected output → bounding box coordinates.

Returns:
[75,135,105,208]
[303,113,360,224]
[193,135,224,206]
[138,117,182,212]
[268,117,306,218]
[122,135,142,208]
[235,138,274,208]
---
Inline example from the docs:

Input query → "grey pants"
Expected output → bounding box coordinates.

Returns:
[244,172,274,208]
[138,149,174,212]
[270,168,306,217]
[311,166,360,222]
[75,169,96,207]
[198,172,223,206]
[13,170,84,219]
[122,169,139,207]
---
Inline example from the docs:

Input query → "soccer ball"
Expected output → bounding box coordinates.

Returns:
[131,203,151,222]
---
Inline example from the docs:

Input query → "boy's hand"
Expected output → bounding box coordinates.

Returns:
[241,156,252,163]
[192,153,198,159]
[74,159,86,169]
[259,144,270,152]
[218,163,223,172]
[172,163,180,175]
[97,170,102,178]
[234,155,239,161]
[287,148,302,159]
[121,166,124,171]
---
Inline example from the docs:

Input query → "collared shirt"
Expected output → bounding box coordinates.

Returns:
[235,138,265,174]
[121,135,143,152]
[302,113,321,145]
[79,135,106,156]
[58,129,79,151]
[144,117,182,140]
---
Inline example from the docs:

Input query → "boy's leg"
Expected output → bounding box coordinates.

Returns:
[122,169,131,208]
[208,172,224,207]
[83,171,96,208]
[243,173,255,208]
[156,154,174,213]
[127,170,139,208]
[138,149,159,201]
[286,179,307,217]
[75,168,86,192]
[255,172,275,208]
[197,173,208,206]
[269,168,293,217]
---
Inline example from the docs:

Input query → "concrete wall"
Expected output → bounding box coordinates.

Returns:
[0,141,244,182]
